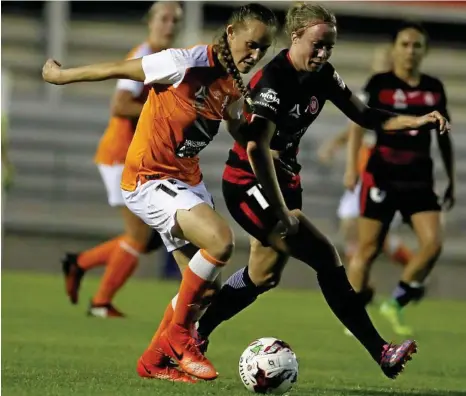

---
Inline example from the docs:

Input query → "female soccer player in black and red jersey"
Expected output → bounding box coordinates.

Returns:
[197,4,449,379]
[343,22,454,336]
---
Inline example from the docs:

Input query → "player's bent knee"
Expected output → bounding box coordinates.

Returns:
[206,225,235,263]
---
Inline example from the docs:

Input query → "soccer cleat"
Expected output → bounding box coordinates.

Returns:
[87,301,125,318]
[380,300,413,336]
[137,356,197,383]
[379,340,417,379]
[62,253,85,304]
[158,324,218,380]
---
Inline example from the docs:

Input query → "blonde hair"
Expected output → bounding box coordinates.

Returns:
[285,2,336,38]
[145,1,182,22]
[215,3,277,109]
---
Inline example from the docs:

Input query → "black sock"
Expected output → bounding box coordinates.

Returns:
[392,281,425,307]
[317,266,386,362]
[197,267,264,338]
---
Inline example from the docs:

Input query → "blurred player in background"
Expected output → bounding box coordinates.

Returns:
[317,45,414,302]
[62,2,183,318]
[344,22,454,335]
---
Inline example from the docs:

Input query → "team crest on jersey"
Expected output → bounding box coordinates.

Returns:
[333,71,346,89]
[309,96,319,114]
[259,88,280,104]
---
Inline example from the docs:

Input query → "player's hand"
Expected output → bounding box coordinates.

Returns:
[442,182,455,211]
[416,111,450,134]
[343,168,358,191]
[317,142,336,165]
[42,59,63,85]
[275,212,300,238]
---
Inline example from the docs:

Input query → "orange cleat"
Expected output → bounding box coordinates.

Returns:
[87,301,125,318]
[137,355,197,383]
[158,324,218,380]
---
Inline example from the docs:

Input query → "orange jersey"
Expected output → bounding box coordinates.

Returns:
[121,45,242,191]
[94,42,153,165]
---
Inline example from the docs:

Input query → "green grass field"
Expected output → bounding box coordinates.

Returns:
[2,271,466,396]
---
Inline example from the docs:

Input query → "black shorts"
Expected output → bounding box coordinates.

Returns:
[360,182,441,224]
[222,179,302,246]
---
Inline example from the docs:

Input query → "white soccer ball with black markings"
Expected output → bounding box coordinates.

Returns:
[239,337,298,394]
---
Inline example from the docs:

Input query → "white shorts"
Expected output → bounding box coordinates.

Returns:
[98,164,125,207]
[337,182,362,220]
[337,181,403,229]
[122,178,214,252]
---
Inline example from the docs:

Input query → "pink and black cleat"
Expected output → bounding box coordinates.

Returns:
[380,340,418,379]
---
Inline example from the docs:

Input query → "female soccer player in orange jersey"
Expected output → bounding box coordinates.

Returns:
[62,2,184,318]
[43,3,277,383]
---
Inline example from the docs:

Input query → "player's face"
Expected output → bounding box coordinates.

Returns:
[148,4,183,49]
[292,23,336,72]
[392,28,427,72]
[227,20,274,74]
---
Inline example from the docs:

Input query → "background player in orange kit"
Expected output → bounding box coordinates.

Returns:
[43,3,278,382]
[345,22,455,335]
[61,2,183,318]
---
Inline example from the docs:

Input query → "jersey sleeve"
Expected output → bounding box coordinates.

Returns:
[142,45,213,88]
[437,81,451,122]
[248,70,282,123]
[326,68,353,104]
[359,75,379,107]
[115,45,151,97]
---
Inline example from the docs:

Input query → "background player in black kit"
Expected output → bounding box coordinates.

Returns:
[345,22,455,336]
[197,3,449,379]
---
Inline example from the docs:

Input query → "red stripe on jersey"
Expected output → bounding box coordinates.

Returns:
[249,69,264,90]
[378,89,441,106]
[240,201,264,229]
[376,145,426,165]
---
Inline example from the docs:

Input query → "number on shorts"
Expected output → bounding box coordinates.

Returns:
[155,183,178,198]
[246,185,270,210]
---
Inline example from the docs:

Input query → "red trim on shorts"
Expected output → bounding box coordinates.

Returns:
[360,171,376,214]
[240,201,264,229]
[223,165,256,185]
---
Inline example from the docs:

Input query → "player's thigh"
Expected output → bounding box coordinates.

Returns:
[122,178,226,254]
[359,183,395,247]
[403,189,442,246]
[222,179,302,248]
[97,164,126,207]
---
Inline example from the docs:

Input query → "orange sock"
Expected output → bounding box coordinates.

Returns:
[77,236,123,271]
[391,244,413,266]
[92,236,145,305]
[149,297,176,349]
[383,236,413,266]
[172,249,224,330]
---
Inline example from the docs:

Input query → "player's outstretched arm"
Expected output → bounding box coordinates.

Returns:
[42,58,145,85]
[332,91,450,135]
[344,122,364,191]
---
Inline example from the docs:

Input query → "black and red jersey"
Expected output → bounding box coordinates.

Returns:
[225,49,352,187]
[362,71,450,189]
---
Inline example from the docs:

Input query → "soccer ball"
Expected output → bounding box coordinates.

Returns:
[239,337,298,394]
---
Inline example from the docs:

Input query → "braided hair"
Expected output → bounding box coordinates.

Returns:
[215,3,277,111]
